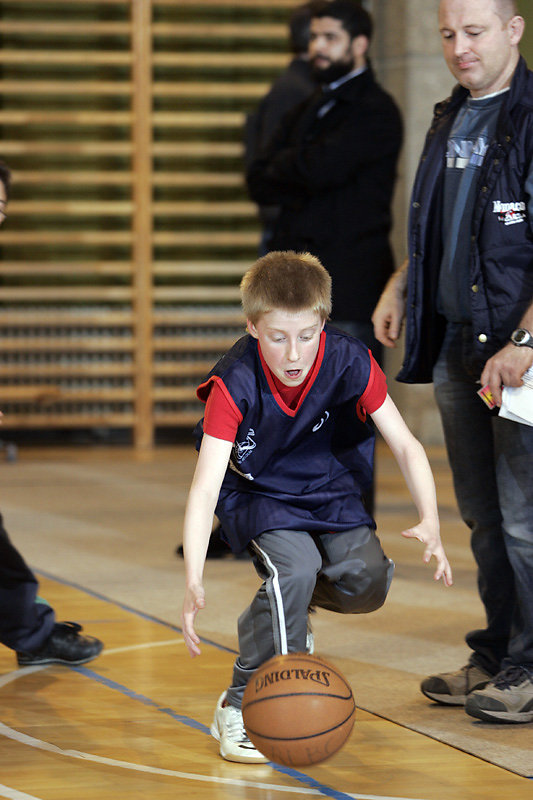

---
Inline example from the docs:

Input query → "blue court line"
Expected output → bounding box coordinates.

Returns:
[76,666,356,800]
[34,569,533,785]
[32,567,238,654]
[32,569,359,800]
[75,667,212,735]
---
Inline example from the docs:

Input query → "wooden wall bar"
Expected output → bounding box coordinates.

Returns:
[0,0,296,447]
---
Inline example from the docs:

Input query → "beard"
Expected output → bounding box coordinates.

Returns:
[311,56,355,84]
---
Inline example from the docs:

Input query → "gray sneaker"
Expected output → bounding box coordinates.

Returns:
[421,663,493,706]
[465,665,533,723]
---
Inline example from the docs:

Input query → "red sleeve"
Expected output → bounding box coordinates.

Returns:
[356,352,387,421]
[201,377,242,442]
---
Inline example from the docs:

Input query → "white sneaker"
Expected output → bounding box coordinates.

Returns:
[210,692,268,763]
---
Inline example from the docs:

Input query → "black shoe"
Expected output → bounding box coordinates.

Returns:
[16,621,104,667]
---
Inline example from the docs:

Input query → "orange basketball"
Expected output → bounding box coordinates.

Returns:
[242,652,355,766]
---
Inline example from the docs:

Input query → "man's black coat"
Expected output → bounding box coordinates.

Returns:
[247,66,403,321]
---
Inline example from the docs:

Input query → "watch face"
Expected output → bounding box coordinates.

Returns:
[512,329,531,345]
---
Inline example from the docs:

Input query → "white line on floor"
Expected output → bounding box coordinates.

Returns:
[0,785,44,800]
[101,638,185,655]
[0,668,431,800]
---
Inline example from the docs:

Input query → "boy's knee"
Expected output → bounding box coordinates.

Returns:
[313,532,394,614]
[340,555,394,613]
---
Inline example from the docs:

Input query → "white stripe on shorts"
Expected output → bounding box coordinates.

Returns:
[250,540,288,655]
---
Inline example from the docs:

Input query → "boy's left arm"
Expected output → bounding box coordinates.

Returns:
[371,395,453,586]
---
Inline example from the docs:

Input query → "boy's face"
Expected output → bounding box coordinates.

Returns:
[247,308,325,387]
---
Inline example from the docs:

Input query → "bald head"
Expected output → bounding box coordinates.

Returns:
[440,0,519,22]
[494,0,519,21]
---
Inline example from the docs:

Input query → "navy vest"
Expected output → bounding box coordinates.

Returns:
[194,326,376,553]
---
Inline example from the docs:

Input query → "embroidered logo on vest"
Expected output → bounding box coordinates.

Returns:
[312,410,330,432]
[492,200,526,226]
[234,428,256,463]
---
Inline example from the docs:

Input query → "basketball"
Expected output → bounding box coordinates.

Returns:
[242,652,355,766]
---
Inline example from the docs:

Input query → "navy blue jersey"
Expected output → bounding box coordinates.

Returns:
[195,326,379,553]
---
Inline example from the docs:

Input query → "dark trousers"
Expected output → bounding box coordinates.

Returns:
[433,324,533,672]
[0,512,55,652]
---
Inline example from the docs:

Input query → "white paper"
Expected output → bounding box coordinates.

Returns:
[499,366,533,427]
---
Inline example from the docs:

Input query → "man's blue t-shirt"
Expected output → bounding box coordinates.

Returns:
[438,90,506,323]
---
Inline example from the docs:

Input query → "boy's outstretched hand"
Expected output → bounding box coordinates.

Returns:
[181,582,206,657]
[401,520,453,586]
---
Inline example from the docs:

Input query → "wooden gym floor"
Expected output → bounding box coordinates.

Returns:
[0,438,531,800]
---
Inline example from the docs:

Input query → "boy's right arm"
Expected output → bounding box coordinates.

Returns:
[180,433,234,657]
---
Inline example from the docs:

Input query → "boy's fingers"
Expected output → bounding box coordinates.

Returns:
[434,556,453,586]
[182,617,202,657]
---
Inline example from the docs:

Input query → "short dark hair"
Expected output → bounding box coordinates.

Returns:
[0,161,11,199]
[289,2,318,54]
[312,0,373,42]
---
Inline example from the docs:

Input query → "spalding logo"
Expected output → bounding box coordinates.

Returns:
[255,668,331,692]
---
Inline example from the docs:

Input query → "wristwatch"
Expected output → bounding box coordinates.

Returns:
[510,328,533,348]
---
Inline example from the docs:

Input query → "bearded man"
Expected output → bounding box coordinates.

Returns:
[247,0,403,366]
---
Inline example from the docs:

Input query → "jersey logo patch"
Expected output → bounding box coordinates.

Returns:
[234,428,256,463]
[312,411,330,432]
[492,199,526,226]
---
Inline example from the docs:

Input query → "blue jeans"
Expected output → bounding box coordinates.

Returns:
[433,323,533,672]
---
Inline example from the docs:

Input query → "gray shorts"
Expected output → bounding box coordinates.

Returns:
[226,526,394,706]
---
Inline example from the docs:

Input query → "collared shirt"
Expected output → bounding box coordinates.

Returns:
[317,65,368,117]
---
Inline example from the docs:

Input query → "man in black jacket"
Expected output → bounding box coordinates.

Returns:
[247,0,403,363]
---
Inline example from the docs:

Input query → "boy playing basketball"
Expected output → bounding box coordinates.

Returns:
[181,251,452,763]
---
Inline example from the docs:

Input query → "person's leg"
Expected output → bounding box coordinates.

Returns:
[211,528,321,763]
[0,512,103,667]
[227,529,322,708]
[493,414,533,668]
[311,525,393,614]
[433,325,515,675]
[464,414,533,723]
[493,418,533,667]
[0,512,55,652]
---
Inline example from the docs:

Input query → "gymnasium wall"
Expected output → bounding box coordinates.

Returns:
[518,0,533,62]
[0,1,531,449]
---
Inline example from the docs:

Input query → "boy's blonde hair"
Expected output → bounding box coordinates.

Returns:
[240,251,332,324]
